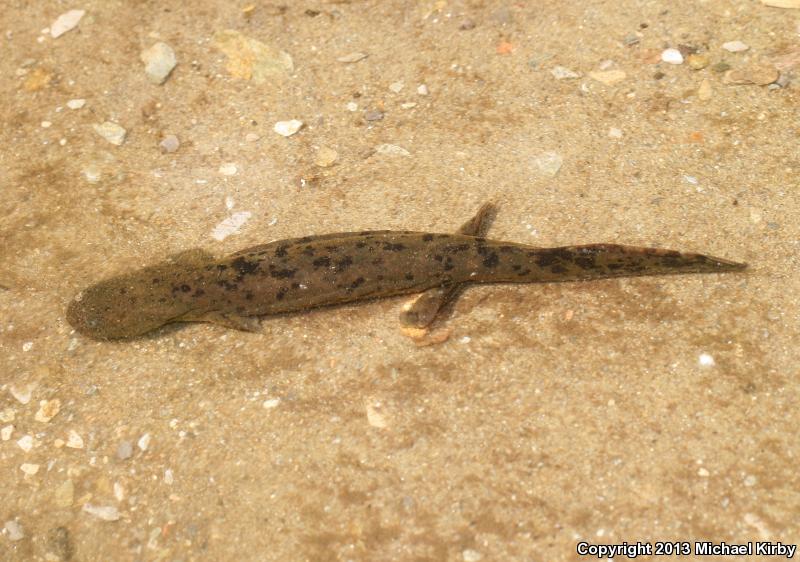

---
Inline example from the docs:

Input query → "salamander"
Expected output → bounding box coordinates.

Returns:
[66,203,746,340]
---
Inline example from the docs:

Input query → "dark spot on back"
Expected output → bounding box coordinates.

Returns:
[245,291,254,300]
[276,287,288,300]
[405,273,414,281]
[482,252,499,268]
[574,257,595,270]
[551,264,568,274]
[216,264,228,271]
[355,241,368,249]
[269,266,297,279]
[302,246,315,256]
[180,284,191,292]
[335,256,354,271]
[291,282,300,289]
[382,242,406,252]
[152,278,160,284]
[193,288,205,297]
[350,277,365,289]
[312,256,331,268]
[231,257,259,276]
[274,245,288,258]
[422,233,434,242]
[433,254,444,262]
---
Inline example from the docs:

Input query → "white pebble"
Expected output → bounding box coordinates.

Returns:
[50,9,85,38]
[159,135,179,153]
[245,132,260,142]
[20,463,40,476]
[375,144,410,156]
[389,81,404,93]
[262,398,281,409]
[164,469,174,485]
[365,402,388,428]
[16,435,34,452]
[722,40,749,53]
[22,341,33,351]
[10,384,35,404]
[93,121,127,146]
[140,42,177,84]
[273,119,303,137]
[41,121,52,128]
[608,127,623,138]
[67,98,86,110]
[4,520,24,541]
[683,175,698,185]
[463,549,482,562]
[1,425,12,441]
[225,196,235,210]
[698,353,715,367]
[82,504,120,521]
[401,102,417,109]
[218,162,238,176]
[66,430,84,449]
[533,151,563,177]
[137,432,151,451]
[550,66,580,80]
[417,84,429,95]
[698,467,710,477]
[211,211,252,241]
[346,101,358,112]
[743,474,757,486]
[661,48,684,64]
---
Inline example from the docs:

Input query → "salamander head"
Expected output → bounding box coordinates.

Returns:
[67,270,193,340]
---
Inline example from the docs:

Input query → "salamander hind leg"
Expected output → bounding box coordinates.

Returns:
[400,202,496,335]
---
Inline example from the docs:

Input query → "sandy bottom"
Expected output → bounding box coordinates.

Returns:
[1,1,798,560]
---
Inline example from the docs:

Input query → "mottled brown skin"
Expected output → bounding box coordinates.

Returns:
[67,204,746,340]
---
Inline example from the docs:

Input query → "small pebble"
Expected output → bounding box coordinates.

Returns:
[137,432,151,451]
[314,146,338,167]
[723,63,779,85]
[82,504,120,522]
[364,110,384,121]
[50,9,85,38]
[10,384,35,404]
[140,42,177,84]
[262,398,281,409]
[41,121,52,128]
[608,127,623,138]
[389,81,404,93]
[417,84,429,95]
[400,102,417,109]
[66,98,86,110]
[687,54,709,70]
[211,211,252,241]
[245,132,260,142]
[550,66,580,80]
[274,119,303,137]
[375,144,410,156]
[54,479,74,507]
[219,162,238,176]
[66,430,84,449]
[661,48,684,64]
[93,122,127,146]
[4,520,24,541]
[116,441,133,460]
[698,467,710,477]
[459,19,476,30]
[345,101,358,112]
[698,353,715,367]
[723,40,749,53]
[337,52,368,63]
[164,469,174,485]
[698,79,712,100]
[17,435,34,452]
[1,425,12,441]
[159,134,179,153]
[365,402,388,428]
[463,549,482,562]
[20,463,40,476]
[743,474,757,487]
[533,151,563,176]
[589,69,627,85]
[712,61,731,73]
[35,399,61,423]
